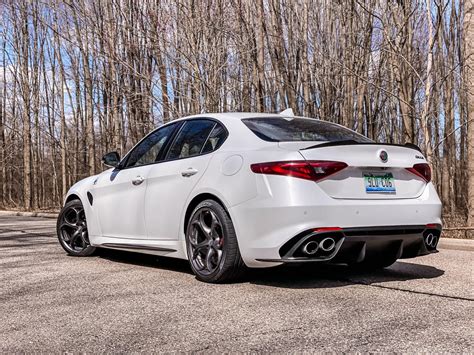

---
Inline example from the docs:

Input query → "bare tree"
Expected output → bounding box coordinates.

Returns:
[465,0,474,236]
[0,0,470,233]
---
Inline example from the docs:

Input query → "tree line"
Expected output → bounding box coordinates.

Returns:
[0,0,473,232]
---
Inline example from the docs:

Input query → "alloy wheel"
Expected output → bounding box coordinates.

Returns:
[188,207,224,275]
[58,205,90,253]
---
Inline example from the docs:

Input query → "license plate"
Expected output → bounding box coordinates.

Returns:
[364,172,396,193]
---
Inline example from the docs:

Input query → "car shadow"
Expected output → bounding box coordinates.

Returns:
[96,248,444,288]
[0,229,57,248]
[247,261,445,289]
[96,248,194,275]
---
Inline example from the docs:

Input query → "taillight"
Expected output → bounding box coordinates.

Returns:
[250,161,347,182]
[406,163,431,182]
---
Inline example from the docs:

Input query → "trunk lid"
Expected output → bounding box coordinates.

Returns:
[286,142,428,200]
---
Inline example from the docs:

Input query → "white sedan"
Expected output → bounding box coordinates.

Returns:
[57,112,442,283]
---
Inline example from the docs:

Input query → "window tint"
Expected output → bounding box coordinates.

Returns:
[202,123,227,153]
[125,123,177,168]
[167,120,215,160]
[242,117,372,143]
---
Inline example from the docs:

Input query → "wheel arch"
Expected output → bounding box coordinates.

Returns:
[183,193,231,234]
[65,193,81,205]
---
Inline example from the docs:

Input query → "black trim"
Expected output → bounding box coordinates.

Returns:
[164,120,188,161]
[199,123,218,154]
[101,243,176,253]
[342,225,427,236]
[119,121,183,169]
[164,119,221,161]
[302,140,423,153]
[86,191,93,206]
[156,121,184,162]
[265,224,441,264]
[115,117,229,171]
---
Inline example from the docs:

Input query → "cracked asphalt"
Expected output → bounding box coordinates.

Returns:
[0,215,473,352]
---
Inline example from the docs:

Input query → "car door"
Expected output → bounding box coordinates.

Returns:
[93,122,180,239]
[144,119,227,240]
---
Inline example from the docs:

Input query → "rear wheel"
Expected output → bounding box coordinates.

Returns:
[185,199,245,283]
[57,199,96,256]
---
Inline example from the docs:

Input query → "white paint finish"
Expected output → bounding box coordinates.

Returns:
[296,144,427,200]
[63,112,443,268]
[66,174,102,240]
[221,154,243,176]
[230,177,441,267]
[298,143,426,168]
[144,154,213,240]
[317,166,426,200]
[92,166,151,239]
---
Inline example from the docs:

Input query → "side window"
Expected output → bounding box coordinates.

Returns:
[167,120,215,160]
[125,123,178,168]
[202,123,227,153]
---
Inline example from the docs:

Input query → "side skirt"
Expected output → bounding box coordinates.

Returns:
[100,243,176,253]
[89,235,188,259]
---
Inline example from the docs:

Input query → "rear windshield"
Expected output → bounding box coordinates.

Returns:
[242,117,372,143]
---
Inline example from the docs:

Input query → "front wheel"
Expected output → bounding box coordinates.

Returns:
[185,199,245,283]
[57,199,96,256]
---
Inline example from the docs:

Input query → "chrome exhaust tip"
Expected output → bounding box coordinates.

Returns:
[302,241,319,255]
[425,233,434,247]
[319,237,336,252]
[431,235,438,247]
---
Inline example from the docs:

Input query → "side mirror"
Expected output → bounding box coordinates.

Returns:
[102,151,121,168]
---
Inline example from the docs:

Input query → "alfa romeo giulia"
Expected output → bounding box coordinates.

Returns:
[57,112,442,283]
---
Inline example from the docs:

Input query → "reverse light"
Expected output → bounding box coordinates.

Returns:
[250,160,348,182]
[406,163,431,182]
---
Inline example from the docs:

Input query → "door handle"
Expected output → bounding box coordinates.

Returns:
[181,168,198,177]
[132,176,145,185]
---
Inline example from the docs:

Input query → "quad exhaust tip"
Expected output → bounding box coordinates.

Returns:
[425,233,438,248]
[320,237,336,252]
[302,237,336,255]
[302,241,319,255]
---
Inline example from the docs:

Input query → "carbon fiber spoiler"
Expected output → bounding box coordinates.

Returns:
[301,140,423,153]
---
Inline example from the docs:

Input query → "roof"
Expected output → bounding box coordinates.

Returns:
[184,112,286,120]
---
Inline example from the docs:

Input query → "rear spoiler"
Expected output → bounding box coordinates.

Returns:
[302,140,423,153]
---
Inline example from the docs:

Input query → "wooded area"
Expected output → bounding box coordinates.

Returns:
[0,0,473,231]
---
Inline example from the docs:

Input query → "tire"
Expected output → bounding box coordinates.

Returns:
[185,199,246,283]
[57,199,96,256]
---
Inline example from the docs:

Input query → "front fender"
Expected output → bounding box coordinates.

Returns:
[63,174,103,243]
[63,175,99,206]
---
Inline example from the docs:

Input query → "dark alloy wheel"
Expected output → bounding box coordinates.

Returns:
[186,199,245,283]
[57,199,96,256]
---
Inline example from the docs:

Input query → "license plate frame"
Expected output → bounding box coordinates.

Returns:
[363,172,396,194]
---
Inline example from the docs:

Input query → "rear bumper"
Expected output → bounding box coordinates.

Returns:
[228,176,442,267]
[255,225,441,264]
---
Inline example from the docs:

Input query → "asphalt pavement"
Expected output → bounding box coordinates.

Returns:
[0,215,472,352]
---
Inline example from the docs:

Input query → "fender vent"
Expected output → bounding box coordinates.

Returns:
[87,192,93,206]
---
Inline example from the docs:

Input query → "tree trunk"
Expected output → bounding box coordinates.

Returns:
[465,0,474,236]
[20,4,32,210]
